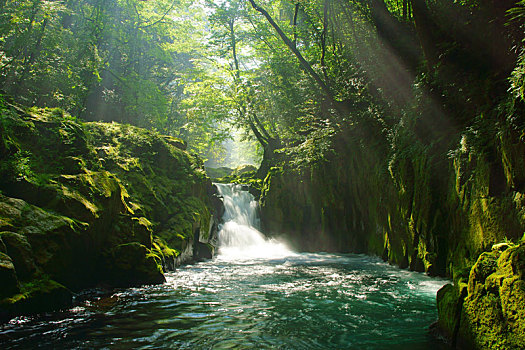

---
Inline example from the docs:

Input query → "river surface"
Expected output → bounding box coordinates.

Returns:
[0,184,451,349]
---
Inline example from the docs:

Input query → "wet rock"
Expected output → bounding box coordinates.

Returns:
[194,241,214,261]
[437,242,525,349]
[0,277,72,319]
[0,236,6,253]
[0,231,37,280]
[0,252,19,298]
[107,243,165,287]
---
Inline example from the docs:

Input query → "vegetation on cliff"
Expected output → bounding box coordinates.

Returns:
[1,0,525,348]
[0,98,215,319]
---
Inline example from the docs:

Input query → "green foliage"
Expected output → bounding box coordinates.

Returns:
[508,0,525,22]
[510,50,525,101]
[214,170,263,192]
[1,0,522,171]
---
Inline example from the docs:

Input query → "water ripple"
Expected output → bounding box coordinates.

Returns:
[0,253,451,349]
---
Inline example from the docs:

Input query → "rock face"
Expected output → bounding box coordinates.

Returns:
[0,103,217,319]
[259,115,525,347]
[437,242,525,349]
[260,125,525,272]
[0,252,19,298]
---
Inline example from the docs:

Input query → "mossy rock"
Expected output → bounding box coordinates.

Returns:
[151,236,179,270]
[161,135,187,150]
[0,237,6,253]
[106,242,165,287]
[439,242,525,349]
[0,276,72,319]
[0,252,20,298]
[436,282,467,343]
[0,195,83,277]
[205,166,233,179]
[0,231,37,280]
[467,251,498,295]
[0,101,216,317]
[231,164,257,176]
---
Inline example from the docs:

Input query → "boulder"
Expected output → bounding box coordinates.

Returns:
[194,241,214,261]
[0,231,37,280]
[0,252,20,298]
[107,243,165,287]
[437,242,525,349]
[0,277,72,319]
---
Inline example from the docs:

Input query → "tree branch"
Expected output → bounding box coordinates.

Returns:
[247,0,337,107]
[247,113,269,147]
[253,112,272,140]
[140,0,178,29]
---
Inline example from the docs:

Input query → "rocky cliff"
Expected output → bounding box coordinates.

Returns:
[0,100,218,319]
[259,102,525,348]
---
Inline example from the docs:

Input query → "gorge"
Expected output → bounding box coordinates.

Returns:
[0,183,450,349]
[1,0,525,348]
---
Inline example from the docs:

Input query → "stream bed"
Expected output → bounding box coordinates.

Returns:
[1,184,451,349]
[0,253,450,349]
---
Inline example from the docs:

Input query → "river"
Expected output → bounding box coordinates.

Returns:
[0,184,450,349]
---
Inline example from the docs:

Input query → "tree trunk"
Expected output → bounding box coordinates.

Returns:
[369,0,422,72]
[247,111,268,147]
[229,19,240,80]
[256,136,281,179]
[320,0,329,82]
[409,0,440,69]
[292,3,299,48]
[247,0,342,115]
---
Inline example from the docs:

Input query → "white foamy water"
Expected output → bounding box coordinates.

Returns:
[214,183,295,261]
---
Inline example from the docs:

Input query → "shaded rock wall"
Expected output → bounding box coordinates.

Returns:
[259,114,525,348]
[261,124,525,272]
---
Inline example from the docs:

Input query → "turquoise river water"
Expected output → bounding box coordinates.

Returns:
[0,184,451,349]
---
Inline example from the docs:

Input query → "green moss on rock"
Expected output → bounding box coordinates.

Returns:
[437,242,525,349]
[106,243,165,287]
[0,231,37,280]
[0,275,72,318]
[0,99,216,318]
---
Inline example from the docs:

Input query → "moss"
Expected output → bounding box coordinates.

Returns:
[106,242,165,287]
[0,231,37,280]
[151,236,179,270]
[437,283,467,342]
[206,166,233,179]
[231,164,257,176]
[437,242,525,349]
[0,101,215,317]
[0,275,72,319]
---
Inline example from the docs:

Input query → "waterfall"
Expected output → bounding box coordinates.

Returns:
[215,183,294,260]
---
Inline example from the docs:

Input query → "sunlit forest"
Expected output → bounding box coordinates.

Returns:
[1,0,525,349]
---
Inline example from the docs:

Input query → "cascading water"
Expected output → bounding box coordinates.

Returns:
[0,183,451,349]
[214,183,294,260]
